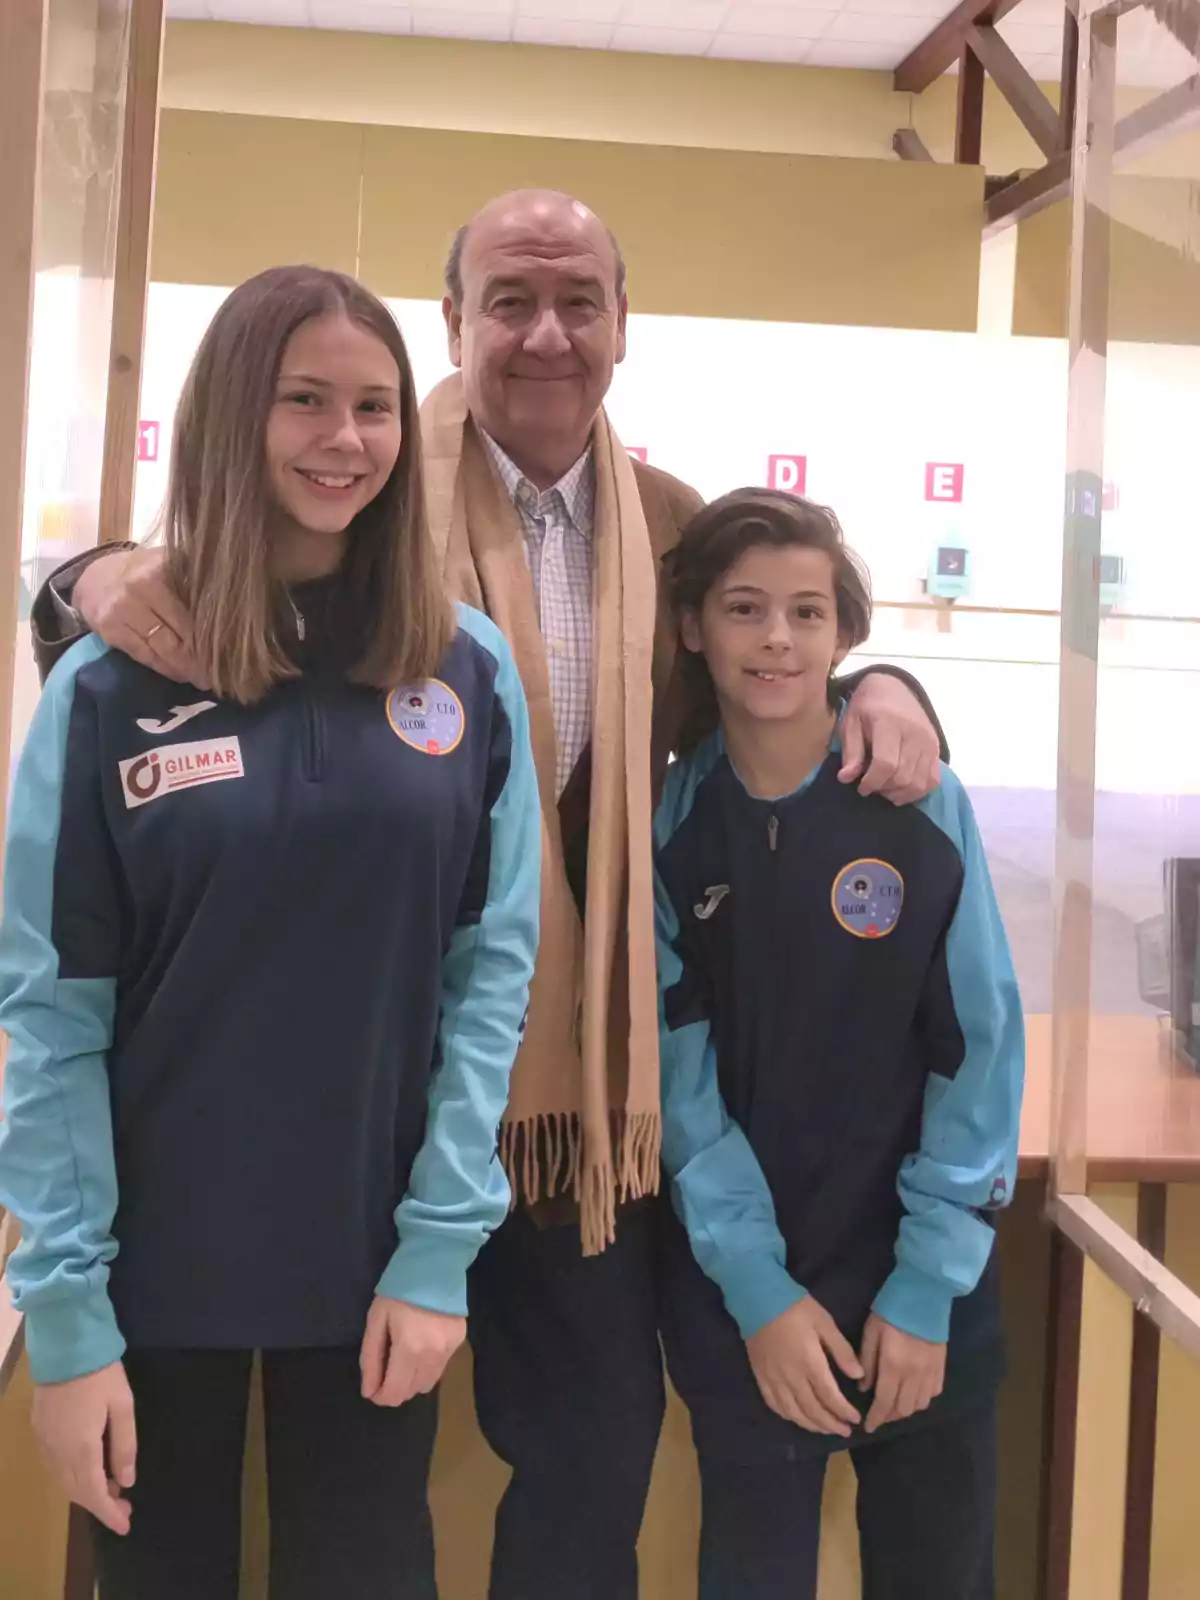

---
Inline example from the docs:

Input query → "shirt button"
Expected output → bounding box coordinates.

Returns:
[550,638,566,654]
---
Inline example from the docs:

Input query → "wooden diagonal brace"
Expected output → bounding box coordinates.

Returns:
[895,0,1025,95]
[969,22,1063,157]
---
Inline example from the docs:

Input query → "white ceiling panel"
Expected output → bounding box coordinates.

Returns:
[178,0,1199,88]
[821,11,932,45]
[201,0,298,21]
[609,23,712,52]
[808,37,898,66]
[621,0,730,26]
[511,14,613,44]
[409,6,514,39]
[517,0,623,16]
[722,5,838,38]
[310,2,413,31]
[709,32,816,61]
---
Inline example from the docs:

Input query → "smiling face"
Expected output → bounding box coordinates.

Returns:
[445,190,627,485]
[681,543,850,733]
[265,310,403,575]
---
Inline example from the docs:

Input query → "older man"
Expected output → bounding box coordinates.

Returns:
[31,190,945,1600]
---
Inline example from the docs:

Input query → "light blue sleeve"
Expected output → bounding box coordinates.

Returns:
[377,609,540,1317]
[0,637,126,1383]
[654,771,804,1341]
[873,767,1025,1344]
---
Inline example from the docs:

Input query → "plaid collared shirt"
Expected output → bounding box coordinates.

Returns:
[481,431,595,796]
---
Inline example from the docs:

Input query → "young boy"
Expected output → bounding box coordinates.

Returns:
[653,487,1024,1600]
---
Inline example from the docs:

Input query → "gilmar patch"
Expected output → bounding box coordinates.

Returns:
[831,858,905,940]
[386,680,465,755]
[120,737,245,810]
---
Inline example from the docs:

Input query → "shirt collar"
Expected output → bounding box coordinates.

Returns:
[480,429,595,539]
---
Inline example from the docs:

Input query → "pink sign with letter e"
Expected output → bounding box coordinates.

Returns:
[924,463,963,502]
[137,421,160,462]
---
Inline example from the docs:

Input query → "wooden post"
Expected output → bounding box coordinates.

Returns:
[97,0,166,545]
[955,42,986,165]
[1120,1183,1167,1600]
[0,0,50,827]
[1051,3,1118,1203]
[1060,8,1081,154]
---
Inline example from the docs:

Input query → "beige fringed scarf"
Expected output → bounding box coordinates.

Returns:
[422,373,662,1254]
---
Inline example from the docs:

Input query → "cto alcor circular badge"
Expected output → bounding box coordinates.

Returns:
[832,858,904,940]
[386,680,465,755]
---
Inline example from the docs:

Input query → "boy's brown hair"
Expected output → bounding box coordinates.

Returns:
[664,486,872,752]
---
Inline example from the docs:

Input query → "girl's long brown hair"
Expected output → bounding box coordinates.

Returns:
[163,265,452,702]
[664,487,873,754]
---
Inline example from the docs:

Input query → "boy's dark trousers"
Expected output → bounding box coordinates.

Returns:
[695,1399,996,1600]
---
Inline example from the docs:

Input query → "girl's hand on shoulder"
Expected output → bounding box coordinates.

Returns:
[359,1296,466,1408]
[745,1296,863,1438]
[32,1360,137,1535]
[859,1312,946,1434]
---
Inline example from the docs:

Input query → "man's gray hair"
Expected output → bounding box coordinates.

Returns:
[443,219,627,307]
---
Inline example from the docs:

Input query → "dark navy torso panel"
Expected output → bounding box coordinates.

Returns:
[54,625,509,1349]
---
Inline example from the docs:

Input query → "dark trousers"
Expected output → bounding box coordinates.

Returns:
[697,1401,996,1600]
[91,1346,438,1600]
[468,1199,666,1600]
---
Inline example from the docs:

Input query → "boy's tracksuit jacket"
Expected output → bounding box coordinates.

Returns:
[0,582,540,1385]
[653,726,1024,1458]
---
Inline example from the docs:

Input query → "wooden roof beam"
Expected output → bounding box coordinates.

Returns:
[894,0,1026,95]
[984,69,1200,231]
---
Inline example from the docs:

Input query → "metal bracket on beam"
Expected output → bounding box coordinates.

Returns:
[893,127,936,161]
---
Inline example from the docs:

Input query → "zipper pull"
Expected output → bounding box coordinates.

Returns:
[287,595,306,641]
[768,814,779,853]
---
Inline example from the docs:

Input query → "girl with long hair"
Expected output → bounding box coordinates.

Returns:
[0,266,539,1599]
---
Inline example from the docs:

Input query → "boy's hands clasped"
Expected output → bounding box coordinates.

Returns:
[859,1311,946,1434]
[747,1297,946,1438]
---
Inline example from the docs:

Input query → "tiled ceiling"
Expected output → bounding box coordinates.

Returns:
[168,0,1199,88]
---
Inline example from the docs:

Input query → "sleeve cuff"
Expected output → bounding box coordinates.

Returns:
[24,1288,126,1385]
[712,1254,807,1340]
[376,1235,479,1318]
[872,1261,955,1344]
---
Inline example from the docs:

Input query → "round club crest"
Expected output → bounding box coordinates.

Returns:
[386,679,465,755]
[831,857,904,939]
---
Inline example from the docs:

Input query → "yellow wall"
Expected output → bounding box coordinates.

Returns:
[161,20,1200,181]
[1013,176,1200,342]
[151,109,984,330]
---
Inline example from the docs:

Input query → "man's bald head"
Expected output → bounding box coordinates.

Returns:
[441,187,630,490]
[444,189,626,308]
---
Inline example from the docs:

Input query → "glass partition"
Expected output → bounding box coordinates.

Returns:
[15,0,132,762]
[1051,0,1200,1339]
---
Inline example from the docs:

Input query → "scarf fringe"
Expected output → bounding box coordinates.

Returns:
[498,1110,662,1255]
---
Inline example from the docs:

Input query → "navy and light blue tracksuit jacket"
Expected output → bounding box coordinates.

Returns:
[0,583,540,1385]
[653,725,1024,1457]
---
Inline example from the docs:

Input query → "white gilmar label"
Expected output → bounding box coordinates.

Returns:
[119,736,244,810]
